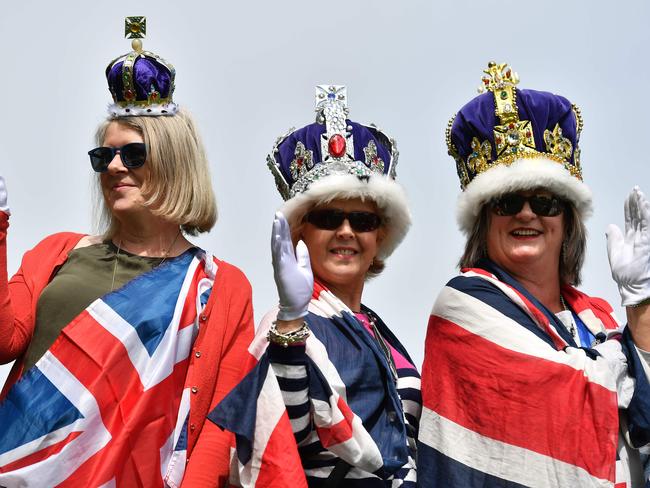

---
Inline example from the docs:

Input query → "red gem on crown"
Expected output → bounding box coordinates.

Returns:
[328,134,346,158]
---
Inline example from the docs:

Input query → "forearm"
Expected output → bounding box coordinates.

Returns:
[268,342,311,443]
[626,303,650,351]
[0,213,33,363]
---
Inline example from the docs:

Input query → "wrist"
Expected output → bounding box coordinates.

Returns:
[268,320,310,347]
[626,303,650,351]
[274,318,304,334]
[276,303,308,322]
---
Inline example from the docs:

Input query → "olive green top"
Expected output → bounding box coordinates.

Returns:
[24,241,163,371]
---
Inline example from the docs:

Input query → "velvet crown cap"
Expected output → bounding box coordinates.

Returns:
[267,85,411,260]
[447,61,592,234]
[105,16,177,118]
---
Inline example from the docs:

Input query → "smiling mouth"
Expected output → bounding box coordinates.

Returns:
[511,229,541,237]
[330,249,358,256]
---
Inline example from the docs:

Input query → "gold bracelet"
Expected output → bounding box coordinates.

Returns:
[267,321,310,347]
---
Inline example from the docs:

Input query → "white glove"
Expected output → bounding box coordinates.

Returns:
[272,212,313,321]
[606,186,650,306]
[0,176,9,215]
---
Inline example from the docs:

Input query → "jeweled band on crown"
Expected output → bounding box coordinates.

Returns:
[446,61,583,191]
[105,16,178,117]
[267,85,399,201]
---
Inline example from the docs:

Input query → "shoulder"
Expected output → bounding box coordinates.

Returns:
[433,269,515,316]
[74,235,103,249]
[29,232,87,255]
[212,258,252,290]
[444,269,504,297]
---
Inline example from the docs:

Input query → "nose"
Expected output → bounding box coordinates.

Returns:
[106,150,127,173]
[335,218,355,239]
[515,200,536,220]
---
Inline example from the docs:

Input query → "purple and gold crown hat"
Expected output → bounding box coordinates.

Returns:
[447,62,592,234]
[267,85,411,259]
[105,17,177,118]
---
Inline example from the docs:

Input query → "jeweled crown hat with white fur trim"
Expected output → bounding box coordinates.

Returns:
[447,61,592,234]
[267,85,411,259]
[105,16,177,118]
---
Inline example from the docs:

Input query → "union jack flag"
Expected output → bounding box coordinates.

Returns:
[0,249,215,487]
[209,283,417,487]
[419,261,650,488]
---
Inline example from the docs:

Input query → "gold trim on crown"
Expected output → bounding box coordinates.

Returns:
[446,62,584,190]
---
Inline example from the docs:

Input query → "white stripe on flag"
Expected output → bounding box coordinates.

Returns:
[433,286,617,391]
[419,406,612,488]
[0,352,111,487]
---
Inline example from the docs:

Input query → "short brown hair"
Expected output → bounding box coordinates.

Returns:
[94,108,217,236]
[458,201,587,285]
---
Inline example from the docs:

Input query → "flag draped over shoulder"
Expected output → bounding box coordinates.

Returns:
[209,283,416,487]
[418,259,650,488]
[0,249,215,488]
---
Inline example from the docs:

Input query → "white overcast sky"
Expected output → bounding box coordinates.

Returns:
[1,0,649,386]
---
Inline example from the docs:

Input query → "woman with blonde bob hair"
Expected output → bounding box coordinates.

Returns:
[0,24,253,487]
[94,109,217,238]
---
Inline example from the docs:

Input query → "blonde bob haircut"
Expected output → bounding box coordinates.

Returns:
[94,108,217,237]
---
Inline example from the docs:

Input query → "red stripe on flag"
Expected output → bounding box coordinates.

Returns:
[178,265,205,330]
[254,413,307,487]
[422,314,618,482]
[48,310,190,486]
[0,431,83,472]
[315,397,355,448]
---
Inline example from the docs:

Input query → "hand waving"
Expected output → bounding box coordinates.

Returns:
[271,212,314,321]
[606,186,650,306]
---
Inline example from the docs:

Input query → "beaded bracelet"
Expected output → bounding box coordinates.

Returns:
[267,321,310,347]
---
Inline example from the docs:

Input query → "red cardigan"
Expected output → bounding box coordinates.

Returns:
[0,212,254,486]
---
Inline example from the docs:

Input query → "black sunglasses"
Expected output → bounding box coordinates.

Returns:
[305,209,382,232]
[491,193,565,217]
[88,143,147,173]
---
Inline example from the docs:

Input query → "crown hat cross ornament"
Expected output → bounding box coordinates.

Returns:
[479,61,536,160]
[105,16,177,117]
[316,85,355,165]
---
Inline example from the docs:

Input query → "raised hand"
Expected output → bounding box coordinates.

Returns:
[271,212,313,321]
[0,176,9,215]
[606,186,650,306]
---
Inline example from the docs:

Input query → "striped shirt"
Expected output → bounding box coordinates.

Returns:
[268,307,421,486]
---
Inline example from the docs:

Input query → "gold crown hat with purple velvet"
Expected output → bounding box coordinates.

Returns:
[447,61,592,234]
[267,85,411,259]
[105,17,177,117]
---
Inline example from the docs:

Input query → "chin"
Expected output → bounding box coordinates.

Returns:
[321,267,366,287]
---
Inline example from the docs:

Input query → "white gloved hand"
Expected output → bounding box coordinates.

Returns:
[272,212,314,321]
[606,186,650,306]
[0,176,9,215]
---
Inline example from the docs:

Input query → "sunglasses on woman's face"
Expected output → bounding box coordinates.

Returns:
[491,193,565,217]
[88,143,147,173]
[305,209,382,232]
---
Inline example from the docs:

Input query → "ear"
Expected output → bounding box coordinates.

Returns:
[376,226,387,246]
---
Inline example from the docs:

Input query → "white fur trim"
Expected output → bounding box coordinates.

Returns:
[280,174,411,259]
[457,157,592,234]
[107,102,178,118]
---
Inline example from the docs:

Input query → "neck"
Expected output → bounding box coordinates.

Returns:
[322,280,365,313]
[113,217,188,257]
[507,264,564,313]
